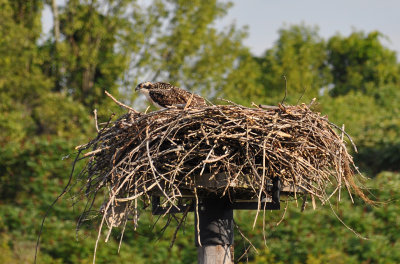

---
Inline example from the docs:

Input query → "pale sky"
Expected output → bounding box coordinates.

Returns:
[42,0,400,58]
[219,0,400,57]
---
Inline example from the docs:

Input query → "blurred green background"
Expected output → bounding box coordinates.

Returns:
[1,0,399,263]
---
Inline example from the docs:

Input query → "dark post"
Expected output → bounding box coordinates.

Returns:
[195,196,234,264]
[151,177,282,263]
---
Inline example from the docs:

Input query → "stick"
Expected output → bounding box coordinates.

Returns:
[105,91,139,113]
[253,139,267,229]
[281,74,287,104]
[34,149,83,264]
[93,109,99,132]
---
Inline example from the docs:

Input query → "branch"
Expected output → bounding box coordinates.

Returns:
[105,91,139,113]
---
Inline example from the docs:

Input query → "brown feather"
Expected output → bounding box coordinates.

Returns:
[151,82,175,90]
[149,88,206,108]
[136,81,206,108]
[144,81,206,108]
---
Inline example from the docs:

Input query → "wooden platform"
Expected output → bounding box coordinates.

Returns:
[152,172,304,199]
[151,173,304,214]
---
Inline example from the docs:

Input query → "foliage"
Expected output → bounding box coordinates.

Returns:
[256,24,400,173]
[42,0,260,112]
[319,84,400,173]
[0,0,399,263]
[239,171,400,264]
[49,0,130,111]
[256,24,332,104]
[327,31,399,96]
[0,0,51,143]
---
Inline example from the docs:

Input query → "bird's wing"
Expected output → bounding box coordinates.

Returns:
[148,89,187,107]
[171,88,207,107]
[149,87,206,107]
[152,82,176,89]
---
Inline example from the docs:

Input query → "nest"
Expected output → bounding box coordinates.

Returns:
[76,101,370,232]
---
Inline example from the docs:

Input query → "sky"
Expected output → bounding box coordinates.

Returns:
[218,0,400,56]
[42,0,400,57]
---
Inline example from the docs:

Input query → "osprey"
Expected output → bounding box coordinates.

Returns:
[135,81,207,109]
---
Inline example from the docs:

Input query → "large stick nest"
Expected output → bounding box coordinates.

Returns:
[77,102,370,227]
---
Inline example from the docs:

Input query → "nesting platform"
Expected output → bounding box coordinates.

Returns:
[76,102,370,228]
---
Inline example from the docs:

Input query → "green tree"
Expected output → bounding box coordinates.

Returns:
[256,24,331,104]
[0,1,263,263]
[43,0,130,111]
[44,0,260,111]
[255,26,400,173]
[142,0,263,102]
[327,31,399,96]
[0,0,89,142]
[0,2,91,262]
[0,0,51,143]
[2,0,400,262]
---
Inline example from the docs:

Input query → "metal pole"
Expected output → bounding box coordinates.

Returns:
[195,196,234,264]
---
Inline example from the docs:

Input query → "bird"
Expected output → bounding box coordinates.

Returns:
[135,81,207,109]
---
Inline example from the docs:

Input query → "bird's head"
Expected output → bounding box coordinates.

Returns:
[135,81,153,92]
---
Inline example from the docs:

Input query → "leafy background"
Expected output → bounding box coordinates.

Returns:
[0,0,399,263]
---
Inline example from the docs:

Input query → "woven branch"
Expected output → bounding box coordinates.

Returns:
[77,102,371,228]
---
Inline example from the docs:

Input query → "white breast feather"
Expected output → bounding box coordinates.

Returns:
[139,88,165,109]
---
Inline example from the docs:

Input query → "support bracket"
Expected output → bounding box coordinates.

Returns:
[151,177,281,215]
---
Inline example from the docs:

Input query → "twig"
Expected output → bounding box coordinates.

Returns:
[258,104,279,109]
[296,85,308,105]
[105,90,139,113]
[169,205,191,248]
[217,98,246,108]
[327,199,368,240]
[93,109,99,132]
[184,93,194,110]
[276,199,289,226]
[281,74,288,104]
[323,118,358,153]
[194,188,202,247]
[253,139,267,229]
[234,221,258,254]
[34,149,84,264]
